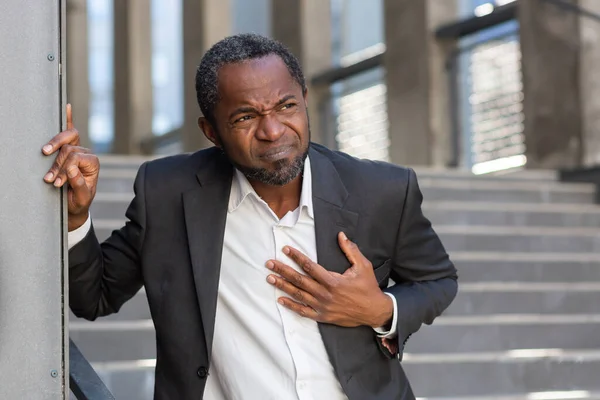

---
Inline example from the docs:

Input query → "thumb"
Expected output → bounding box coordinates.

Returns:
[66,165,92,207]
[338,231,361,266]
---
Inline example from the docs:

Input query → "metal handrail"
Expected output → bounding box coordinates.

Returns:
[139,127,183,154]
[311,52,384,86]
[70,339,115,400]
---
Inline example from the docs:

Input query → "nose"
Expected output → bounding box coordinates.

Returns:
[255,114,286,142]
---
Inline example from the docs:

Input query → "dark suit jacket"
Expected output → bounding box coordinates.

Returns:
[69,143,458,400]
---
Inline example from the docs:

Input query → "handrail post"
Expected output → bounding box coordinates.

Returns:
[70,339,116,400]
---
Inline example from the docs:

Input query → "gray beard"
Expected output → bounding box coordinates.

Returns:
[219,114,311,186]
[231,147,308,186]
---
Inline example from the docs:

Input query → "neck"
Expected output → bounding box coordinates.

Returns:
[249,175,302,219]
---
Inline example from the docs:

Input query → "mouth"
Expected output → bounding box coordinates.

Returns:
[258,145,293,161]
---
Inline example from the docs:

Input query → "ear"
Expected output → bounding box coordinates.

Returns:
[198,117,222,148]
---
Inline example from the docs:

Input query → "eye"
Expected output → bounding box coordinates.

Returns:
[280,103,297,111]
[234,115,253,123]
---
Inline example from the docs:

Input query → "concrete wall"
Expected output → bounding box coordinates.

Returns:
[519,0,583,169]
[384,0,459,167]
[579,0,600,166]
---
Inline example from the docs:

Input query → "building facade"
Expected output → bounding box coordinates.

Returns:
[71,0,600,173]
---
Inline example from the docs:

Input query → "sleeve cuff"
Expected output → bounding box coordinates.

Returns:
[373,292,398,339]
[68,212,92,250]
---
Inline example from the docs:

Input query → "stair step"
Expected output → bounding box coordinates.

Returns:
[453,253,600,282]
[69,314,600,362]
[90,198,600,226]
[86,351,600,400]
[96,170,136,193]
[446,283,600,315]
[403,349,600,398]
[424,201,600,227]
[90,194,131,220]
[406,314,600,353]
[98,155,155,169]
[418,179,594,204]
[437,226,600,253]
[412,167,559,182]
[94,175,595,204]
[70,320,156,362]
[92,224,600,253]
[416,391,600,400]
[69,283,600,325]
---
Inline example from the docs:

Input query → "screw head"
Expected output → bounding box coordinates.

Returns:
[50,370,58,378]
[47,54,55,61]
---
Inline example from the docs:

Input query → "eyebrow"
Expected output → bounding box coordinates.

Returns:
[228,94,298,120]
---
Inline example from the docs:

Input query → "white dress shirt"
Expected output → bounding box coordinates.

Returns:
[68,156,398,400]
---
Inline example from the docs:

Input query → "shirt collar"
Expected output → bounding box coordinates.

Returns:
[228,156,314,219]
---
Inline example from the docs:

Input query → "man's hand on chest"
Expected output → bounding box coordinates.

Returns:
[265,231,394,329]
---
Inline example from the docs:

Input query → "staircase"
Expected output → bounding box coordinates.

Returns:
[70,156,600,400]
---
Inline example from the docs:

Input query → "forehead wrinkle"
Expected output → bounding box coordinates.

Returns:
[217,56,302,115]
[223,82,298,114]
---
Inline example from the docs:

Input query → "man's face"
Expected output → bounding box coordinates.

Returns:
[204,55,310,186]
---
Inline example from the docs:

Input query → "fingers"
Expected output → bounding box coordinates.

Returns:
[54,152,97,189]
[266,273,320,309]
[42,128,80,156]
[44,145,90,185]
[266,260,325,299]
[65,164,92,206]
[42,104,79,156]
[277,297,320,320]
[337,232,370,268]
[66,103,74,131]
[281,246,336,287]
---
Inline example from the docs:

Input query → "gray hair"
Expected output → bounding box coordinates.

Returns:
[195,33,307,128]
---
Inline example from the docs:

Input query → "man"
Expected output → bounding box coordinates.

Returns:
[43,34,457,400]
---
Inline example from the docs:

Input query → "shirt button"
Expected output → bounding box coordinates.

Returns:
[197,366,209,379]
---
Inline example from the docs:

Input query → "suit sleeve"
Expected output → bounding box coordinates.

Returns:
[68,162,148,321]
[384,168,458,357]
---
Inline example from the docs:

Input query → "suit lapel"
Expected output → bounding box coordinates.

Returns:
[183,151,233,358]
[310,147,359,273]
[309,148,359,379]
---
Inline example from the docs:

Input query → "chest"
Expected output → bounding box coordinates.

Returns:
[221,202,317,287]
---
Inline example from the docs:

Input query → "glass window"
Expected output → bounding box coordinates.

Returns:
[151,0,184,136]
[331,0,384,64]
[87,0,114,153]
[232,0,271,36]
[457,0,523,173]
[328,0,388,161]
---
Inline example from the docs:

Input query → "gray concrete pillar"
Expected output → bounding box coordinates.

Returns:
[0,0,68,396]
[518,0,583,168]
[182,0,232,152]
[66,0,90,148]
[271,0,333,146]
[112,0,154,154]
[579,0,600,166]
[384,0,458,167]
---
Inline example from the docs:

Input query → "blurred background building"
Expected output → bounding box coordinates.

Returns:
[63,0,600,399]
[68,0,600,173]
